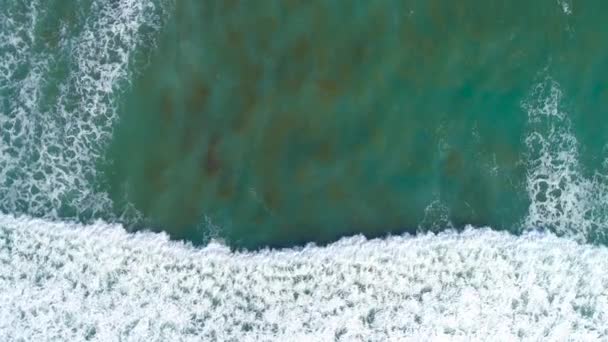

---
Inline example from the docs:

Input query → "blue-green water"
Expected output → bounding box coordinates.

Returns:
[4,1,608,340]
[2,0,608,249]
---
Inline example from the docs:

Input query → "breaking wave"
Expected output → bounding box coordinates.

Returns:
[1,214,607,341]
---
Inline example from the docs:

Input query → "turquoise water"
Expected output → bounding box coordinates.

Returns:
[3,0,608,249]
[3,1,608,339]
[0,0,606,251]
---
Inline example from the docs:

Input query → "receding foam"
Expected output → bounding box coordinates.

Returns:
[1,214,607,341]
[0,0,167,220]
[523,76,608,243]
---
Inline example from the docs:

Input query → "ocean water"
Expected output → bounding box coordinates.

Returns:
[2,0,608,340]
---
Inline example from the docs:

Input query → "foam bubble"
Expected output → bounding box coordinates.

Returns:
[557,0,573,15]
[419,199,453,233]
[1,214,607,341]
[0,0,167,220]
[523,76,608,243]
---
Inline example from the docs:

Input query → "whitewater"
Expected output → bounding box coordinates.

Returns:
[1,215,608,341]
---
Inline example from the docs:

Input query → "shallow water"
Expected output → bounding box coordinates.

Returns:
[105,0,608,248]
[2,0,608,248]
[2,1,608,339]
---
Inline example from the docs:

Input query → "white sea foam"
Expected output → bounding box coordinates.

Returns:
[1,214,607,341]
[557,0,573,15]
[0,0,166,218]
[523,77,608,242]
